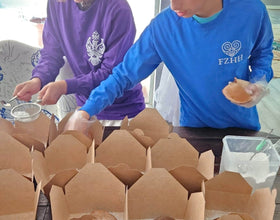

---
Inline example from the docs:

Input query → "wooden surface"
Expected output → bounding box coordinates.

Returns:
[36,126,280,220]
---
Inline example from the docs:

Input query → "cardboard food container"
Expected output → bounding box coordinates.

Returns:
[127,168,189,219]
[0,131,32,178]
[0,113,53,151]
[95,129,146,187]
[14,113,52,147]
[0,169,41,220]
[31,131,95,197]
[0,117,14,135]
[0,111,104,150]
[50,163,126,220]
[121,108,172,148]
[127,167,208,220]
[58,112,104,147]
[203,171,277,220]
[151,133,215,193]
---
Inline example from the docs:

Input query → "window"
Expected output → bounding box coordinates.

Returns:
[126,0,159,106]
[0,0,47,47]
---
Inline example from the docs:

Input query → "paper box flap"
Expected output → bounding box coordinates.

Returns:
[0,131,32,177]
[128,168,188,219]
[87,139,95,164]
[64,163,125,213]
[14,113,50,146]
[12,133,45,153]
[217,213,254,220]
[151,137,199,170]
[48,114,59,145]
[62,130,92,151]
[0,117,14,134]
[146,147,152,172]
[170,166,207,193]
[205,171,252,213]
[120,116,129,130]
[58,112,73,134]
[197,150,215,180]
[33,181,41,220]
[246,188,277,220]
[218,215,246,220]
[45,134,88,174]
[31,150,51,188]
[95,130,146,171]
[130,128,155,148]
[121,108,170,144]
[50,185,70,220]
[108,163,143,188]
[0,169,39,219]
[184,192,205,220]
[87,119,104,147]
[43,169,78,198]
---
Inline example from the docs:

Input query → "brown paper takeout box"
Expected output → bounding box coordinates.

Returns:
[151,133,215,193]
[0,169,41,220]
[0,131,32,178]
[50,163,126,220]
[0,113,53,151]
[120,108,172,148]
[31,132,95,197]
[58,112,104,147]
[127,168,189,219]
[202,171,277,220]
[0,111,104,150]
[95,129,147,187]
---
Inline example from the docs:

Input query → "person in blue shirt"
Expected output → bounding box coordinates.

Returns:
[65,0,274,132]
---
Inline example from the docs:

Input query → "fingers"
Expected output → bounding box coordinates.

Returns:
[38,81,66,105]
[38,85,58,105]
[13,78,41,101]
[13,83,33,101]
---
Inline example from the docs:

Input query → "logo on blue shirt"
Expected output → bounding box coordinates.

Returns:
[219,40,243,65]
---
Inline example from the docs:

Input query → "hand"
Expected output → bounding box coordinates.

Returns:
[64,110,96,136]
[13,78,41,102]
[239,81,269,108]
[38,80,67,105]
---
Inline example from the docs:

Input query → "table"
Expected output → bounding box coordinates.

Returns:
[36,127,280,220]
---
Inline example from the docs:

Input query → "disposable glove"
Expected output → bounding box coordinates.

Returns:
[239,76,269,108]
[64,109,96,137]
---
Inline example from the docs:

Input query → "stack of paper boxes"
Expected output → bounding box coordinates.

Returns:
[0,108,277,220]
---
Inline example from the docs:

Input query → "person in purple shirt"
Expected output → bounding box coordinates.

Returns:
[13,0,145,121]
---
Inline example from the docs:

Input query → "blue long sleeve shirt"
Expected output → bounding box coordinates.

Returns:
[81,0,274,130]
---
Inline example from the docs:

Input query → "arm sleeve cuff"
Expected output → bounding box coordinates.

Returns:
[65,78,78,94]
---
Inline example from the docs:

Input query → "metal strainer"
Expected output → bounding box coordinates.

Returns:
[11,103,41,122]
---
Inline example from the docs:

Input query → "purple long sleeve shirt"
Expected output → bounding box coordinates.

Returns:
[32,0,145,120]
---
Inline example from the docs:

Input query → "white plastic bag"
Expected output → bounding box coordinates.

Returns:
[154,64,180,126]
